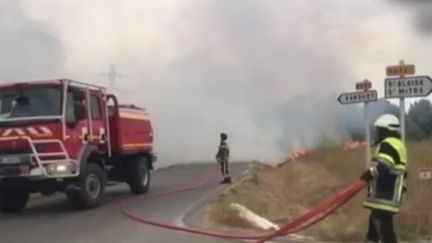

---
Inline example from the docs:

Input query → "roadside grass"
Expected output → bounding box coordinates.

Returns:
[205,141,432,241]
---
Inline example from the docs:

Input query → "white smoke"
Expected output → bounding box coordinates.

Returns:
[389,0,432,34]
[0,0,65,80]
[1,0,431,166]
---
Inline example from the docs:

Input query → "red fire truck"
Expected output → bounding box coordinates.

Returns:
[0,79,156,212]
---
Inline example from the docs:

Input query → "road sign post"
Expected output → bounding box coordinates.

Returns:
[400,97,405,144]
[338,79,377,169]
[364,101,371,167]
[385,61,432,147]
[387,60,414,145]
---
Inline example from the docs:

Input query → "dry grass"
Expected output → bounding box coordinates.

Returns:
[205,142,432,241]
[398,142,432,236]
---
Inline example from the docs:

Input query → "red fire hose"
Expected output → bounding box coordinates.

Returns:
[255,180,366,243]
[121,165,366,242]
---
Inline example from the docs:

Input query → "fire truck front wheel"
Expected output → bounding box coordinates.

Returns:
[66,163,106,210]
[0,192,29,213]
[127,156,150,194]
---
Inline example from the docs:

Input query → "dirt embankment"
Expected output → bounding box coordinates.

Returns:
[198,142,432,241]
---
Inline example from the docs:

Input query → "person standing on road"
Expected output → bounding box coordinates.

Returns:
[216,132,231,184]
[359,114,408,243]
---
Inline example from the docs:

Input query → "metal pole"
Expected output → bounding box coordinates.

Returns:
[398,60,407,146]
[365,101,371,169]
[400,97,406,145]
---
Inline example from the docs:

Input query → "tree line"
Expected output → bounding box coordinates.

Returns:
[343,98,432,142]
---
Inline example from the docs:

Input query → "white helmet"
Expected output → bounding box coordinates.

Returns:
[373,114,400,132]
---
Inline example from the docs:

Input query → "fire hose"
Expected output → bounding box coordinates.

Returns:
[121,165,366,242]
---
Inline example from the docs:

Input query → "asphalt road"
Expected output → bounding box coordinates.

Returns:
[0,163,249,243]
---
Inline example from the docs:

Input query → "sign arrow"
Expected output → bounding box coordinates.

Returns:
[338,90,378,105]
[385,75,432,98]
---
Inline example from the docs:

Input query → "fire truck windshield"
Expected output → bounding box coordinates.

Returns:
[0,86,62,120]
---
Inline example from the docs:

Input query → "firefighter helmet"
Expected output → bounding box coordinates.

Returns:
[220,133,227,140]
[374,114,400,132]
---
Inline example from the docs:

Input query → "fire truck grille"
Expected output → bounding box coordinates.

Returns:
[0,148,34,177]
[0,148,32,155]
[0,166,22,177]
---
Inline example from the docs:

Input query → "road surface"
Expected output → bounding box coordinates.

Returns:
[0,163,249,243]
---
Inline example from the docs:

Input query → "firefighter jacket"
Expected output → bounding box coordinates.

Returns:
[363,136,407,214]
[216,141,230,162]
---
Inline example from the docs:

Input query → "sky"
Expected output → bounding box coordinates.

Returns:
[0,0,431,166]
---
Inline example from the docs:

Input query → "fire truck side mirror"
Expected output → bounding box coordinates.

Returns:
[74,103,87,121]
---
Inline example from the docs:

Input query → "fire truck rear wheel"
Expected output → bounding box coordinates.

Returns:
[66,163,106,210]
[0,192,29,213]
[127,156,150,194]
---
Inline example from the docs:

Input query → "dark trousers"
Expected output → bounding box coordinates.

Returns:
[219,160,230,177]
[365,209,398,243]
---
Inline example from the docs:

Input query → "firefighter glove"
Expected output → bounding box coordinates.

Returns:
[359,170,373,181]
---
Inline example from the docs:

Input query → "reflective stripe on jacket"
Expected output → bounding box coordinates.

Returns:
[363,137,407,213]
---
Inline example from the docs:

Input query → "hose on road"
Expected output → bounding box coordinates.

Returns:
[120,165,366,242]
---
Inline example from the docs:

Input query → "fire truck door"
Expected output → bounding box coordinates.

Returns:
[65,88,89,157]
[89,93,106,146]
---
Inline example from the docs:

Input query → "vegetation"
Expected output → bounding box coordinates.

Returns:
[199,99,432,241]
[204,142,432,241]
[342,98,432,141]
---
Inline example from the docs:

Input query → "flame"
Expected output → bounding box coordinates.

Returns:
[278,139,365,168]
[343,140,365,150]
[290,148,308,160]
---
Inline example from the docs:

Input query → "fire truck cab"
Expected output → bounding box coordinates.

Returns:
[0,79,156,212]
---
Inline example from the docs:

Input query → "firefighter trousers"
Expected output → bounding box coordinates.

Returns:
[219,160,230,177]
[365,209,398,243]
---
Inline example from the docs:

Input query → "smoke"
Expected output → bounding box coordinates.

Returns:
[338,99,401,142]
[1,0,415,166]
[390,0,432,34]
[0,0,65,81]
[115,0,355,164]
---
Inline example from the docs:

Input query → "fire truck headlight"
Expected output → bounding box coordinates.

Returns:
[56,165,67,172]
[46,162,75,175]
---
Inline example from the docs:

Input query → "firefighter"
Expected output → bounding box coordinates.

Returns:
[359,114,407,243]
[216,132,231,184]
